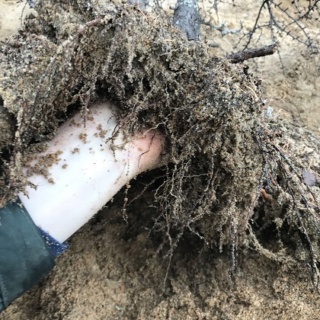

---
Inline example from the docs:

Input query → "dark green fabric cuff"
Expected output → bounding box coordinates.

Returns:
[0,202,55,311]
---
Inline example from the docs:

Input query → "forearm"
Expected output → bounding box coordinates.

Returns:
[0,101,163,312]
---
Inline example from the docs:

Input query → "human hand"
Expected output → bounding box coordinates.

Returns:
[19,102,164,243]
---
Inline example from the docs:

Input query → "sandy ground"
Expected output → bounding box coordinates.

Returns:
[1,1,320,319]
[0,0,34,40]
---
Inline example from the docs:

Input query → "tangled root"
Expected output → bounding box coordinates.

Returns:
[0,0,319,286]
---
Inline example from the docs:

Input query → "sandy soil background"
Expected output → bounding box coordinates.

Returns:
[0,0,34,39]
[0,0,319,319]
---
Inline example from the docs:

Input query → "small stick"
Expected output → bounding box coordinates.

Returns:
[173,0,200,41]
[227,43,278,63]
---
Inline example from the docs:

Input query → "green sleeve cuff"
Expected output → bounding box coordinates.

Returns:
[0,202,55,311]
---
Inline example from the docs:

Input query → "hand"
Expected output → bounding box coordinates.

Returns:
[19,102,163,243]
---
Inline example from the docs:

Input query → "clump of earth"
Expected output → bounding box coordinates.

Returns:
[1,0,320,319]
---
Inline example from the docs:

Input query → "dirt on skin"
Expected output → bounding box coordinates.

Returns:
[1,0,320,319]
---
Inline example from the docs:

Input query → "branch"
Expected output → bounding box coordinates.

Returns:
[202,20,243,36]
[173,0,201,41]
[226,43,278,63]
